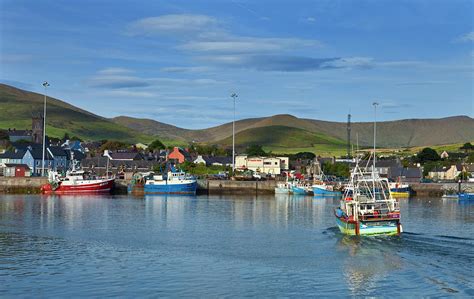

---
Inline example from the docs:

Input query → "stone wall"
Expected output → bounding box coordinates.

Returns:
[0,177,48,194]
[410,182,474,196]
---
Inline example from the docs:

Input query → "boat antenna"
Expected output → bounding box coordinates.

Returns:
[372,102,379,199]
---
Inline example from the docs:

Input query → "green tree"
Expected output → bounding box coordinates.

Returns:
[148,139,166,151]
[416,147,440,163]
[322,162,350,178]
[99,140,130,152]
[245,144,267,156]
[294,152,316,160]
[460,142,474,152]
[468,152,474,163]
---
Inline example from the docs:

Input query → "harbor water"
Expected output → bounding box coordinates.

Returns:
[0,195,473,296]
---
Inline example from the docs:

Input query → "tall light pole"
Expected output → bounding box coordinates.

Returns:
[41,81,50,176]
[372,102,379,198]
[231,93,238,176]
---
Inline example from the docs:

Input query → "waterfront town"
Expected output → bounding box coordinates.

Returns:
[1,116,473,195]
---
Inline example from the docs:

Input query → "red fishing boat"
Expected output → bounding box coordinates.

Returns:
[41,169,115,194]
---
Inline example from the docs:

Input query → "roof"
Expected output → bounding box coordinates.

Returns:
[7,130,32,137]
[201,155,232,165]
[109,151,144,160]
[4,163,30,169]
[0,149,26,159]
[48,146,67,157]
[27,147,53,160]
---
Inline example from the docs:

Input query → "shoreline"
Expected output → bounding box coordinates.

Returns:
[1,177,473,196]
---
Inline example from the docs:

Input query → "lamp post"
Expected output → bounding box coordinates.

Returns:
[231,93,238,176]
[41,81,50,176]
[372,102,379,197]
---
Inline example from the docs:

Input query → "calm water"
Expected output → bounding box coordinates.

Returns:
[0,194,473,297]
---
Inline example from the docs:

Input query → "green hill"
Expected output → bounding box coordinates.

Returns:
[113,113,474,149]
[2,83,473,153]
[216,125,347,155]
[0,84,153,143]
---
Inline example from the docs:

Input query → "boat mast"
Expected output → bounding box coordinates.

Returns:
[372,102,379,199]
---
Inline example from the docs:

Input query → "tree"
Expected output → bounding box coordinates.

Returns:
[148,139,166,151]
[460,142,474,152]
[245,144,267,156]
[0,130,9,141]
[416,147,440,163]
[294,152,316,160]
[99,140,130,152]
[467,152,474,163]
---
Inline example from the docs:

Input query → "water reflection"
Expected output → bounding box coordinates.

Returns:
[336,235,403,295]
[0,194,473,297]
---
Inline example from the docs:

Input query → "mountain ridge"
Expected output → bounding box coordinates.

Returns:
[1,83,473,149]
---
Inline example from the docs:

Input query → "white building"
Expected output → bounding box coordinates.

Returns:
[235,155,289,175]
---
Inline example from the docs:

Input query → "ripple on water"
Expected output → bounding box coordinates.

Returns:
[0,195,473,296]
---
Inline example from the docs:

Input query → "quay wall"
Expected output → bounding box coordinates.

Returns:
[410,182,474,196]
[0,177,48,194]
[0,177,472,197]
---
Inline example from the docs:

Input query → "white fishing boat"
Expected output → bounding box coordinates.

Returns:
[334,103,402,236]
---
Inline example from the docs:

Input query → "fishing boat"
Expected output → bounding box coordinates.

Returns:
[291,181,313,195]
[334,156,402,236]
[334,102,402,236]
[458,193,474,200]
[311,159,342,197]
[313,181,342,197]
[389,180,411,198]
[143,167,197,195]
[275,182,292,194]
[41,168,115,194]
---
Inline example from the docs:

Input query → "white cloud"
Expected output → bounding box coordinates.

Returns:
[97,67,134,75]
[457,31,474,42]
[127,14,217,36]
[305,17,316,23]
[160,66,212,73]
[179,37,321,53]
[323,57,374,69]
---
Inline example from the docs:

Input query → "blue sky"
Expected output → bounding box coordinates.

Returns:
[1,0,473,128]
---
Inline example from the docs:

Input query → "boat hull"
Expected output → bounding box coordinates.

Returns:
[144,181,197,195]
[41,178,115,194]
[313,187,341,197]
[292,186,311,195]
[334,210,402,236]
[458,193,474,200]
[390,191,410,197]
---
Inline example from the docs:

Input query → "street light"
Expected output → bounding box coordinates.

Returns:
[41,81,50,176]
[231,93,238,175]
[372,102,379,197]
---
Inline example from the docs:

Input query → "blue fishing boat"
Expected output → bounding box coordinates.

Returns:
[291,181,313,195]
[312,183,342,197]
[458,193,474,200]
[143,167,197,195]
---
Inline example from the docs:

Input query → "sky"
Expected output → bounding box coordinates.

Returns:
[1,0,473,129]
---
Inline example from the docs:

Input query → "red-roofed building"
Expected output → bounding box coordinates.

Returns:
[168,147,192,164]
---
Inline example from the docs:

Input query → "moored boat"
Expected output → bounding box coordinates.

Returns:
[275,182,292,194]
[389,181,411,198]
[143,168,197,195]
[312,182,342,197]
[41,169,115,194]
[458,193,474,200]
[291,181,313,195]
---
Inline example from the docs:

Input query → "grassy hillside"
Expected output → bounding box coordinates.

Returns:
[216,125,347,155]
[112,113,474,149]
[0,84,153,143]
